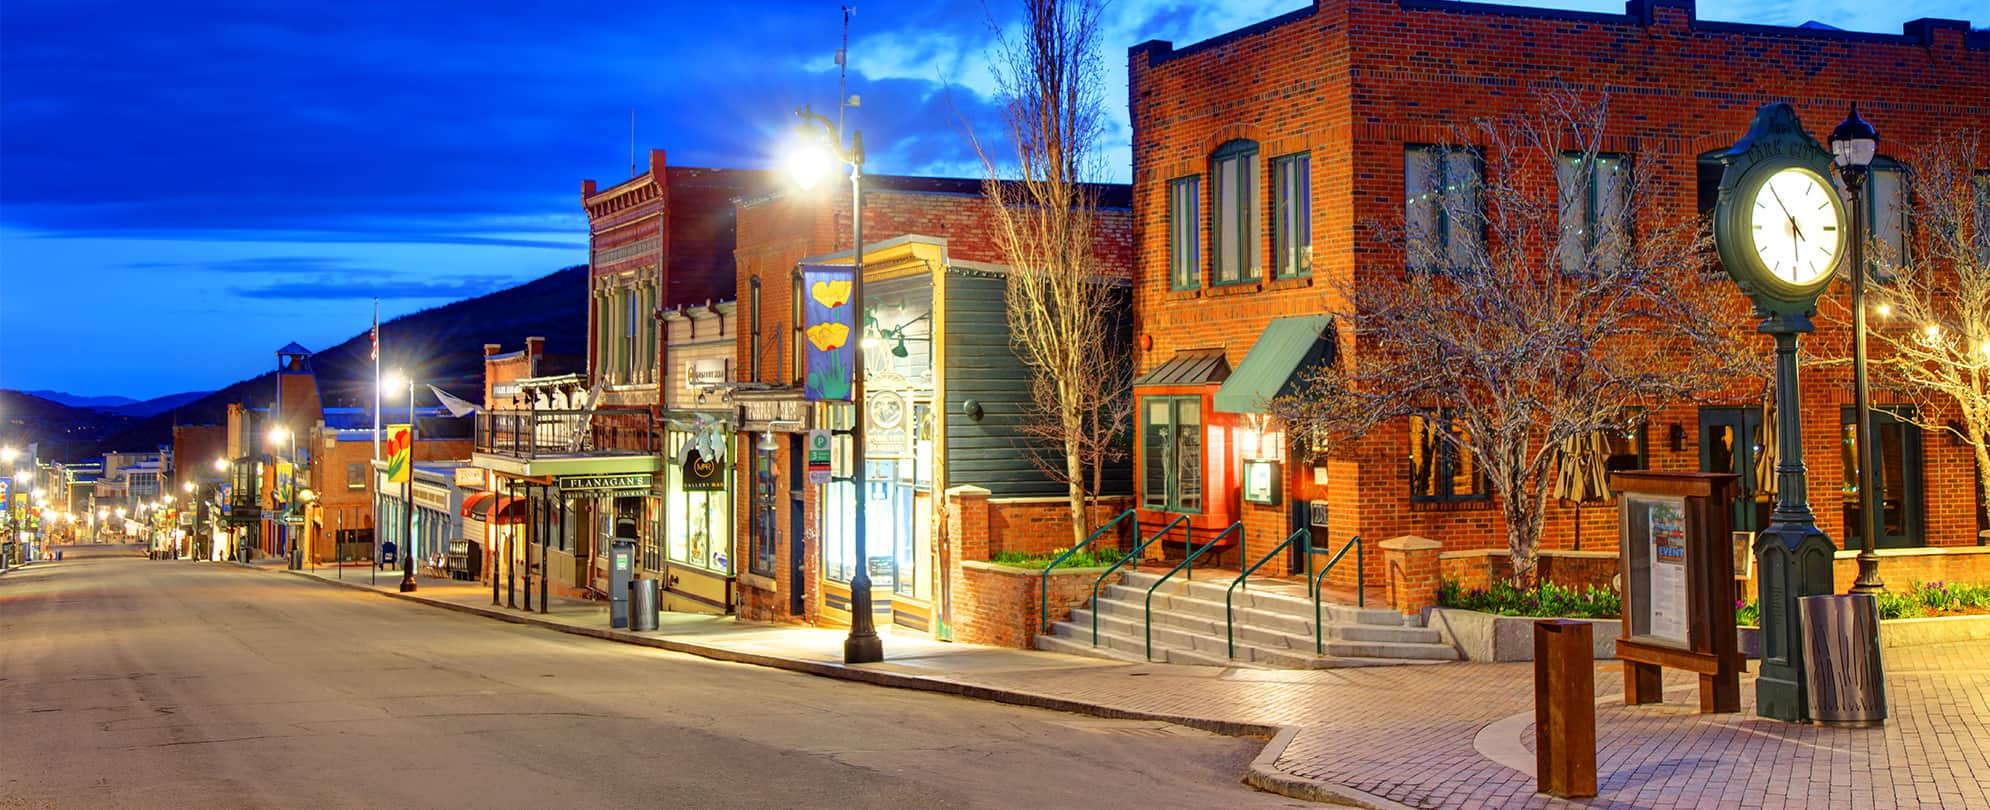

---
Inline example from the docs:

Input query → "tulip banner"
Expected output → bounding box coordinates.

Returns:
[802,264,856,402]
[385,423,412,483]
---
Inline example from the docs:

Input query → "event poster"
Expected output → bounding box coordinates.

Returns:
[1647,500,1689,644]
[801,264,856,402]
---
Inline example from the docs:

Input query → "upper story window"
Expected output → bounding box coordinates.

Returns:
[1556,153,1631,274]
[1409,411,1487,503]
[346,462,366,491]
[1212,140,1261,285]
[1405,146,1482,273]
[1867,159,1910,272]
[1272,152,1311,279]
[1169,176,1201,290]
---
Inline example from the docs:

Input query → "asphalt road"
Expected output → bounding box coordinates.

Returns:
[1,547,1301,809]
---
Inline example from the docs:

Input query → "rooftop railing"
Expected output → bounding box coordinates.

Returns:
[474,408,655,459]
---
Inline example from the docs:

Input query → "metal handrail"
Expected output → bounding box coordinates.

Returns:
[1312,535,1365,655]
[1092,515,1189,646]
[1145,521,1239,660]
[1226,527,1312,659]
[1041,509,1137,633]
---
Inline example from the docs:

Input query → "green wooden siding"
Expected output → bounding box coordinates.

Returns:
[943,272,1132,499]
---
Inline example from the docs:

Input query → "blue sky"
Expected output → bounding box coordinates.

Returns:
[0,0,1979,399]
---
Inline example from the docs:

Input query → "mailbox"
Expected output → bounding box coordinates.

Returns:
[608,539,636,629]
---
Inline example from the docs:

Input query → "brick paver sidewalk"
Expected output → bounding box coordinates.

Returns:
[277,566,1988,809]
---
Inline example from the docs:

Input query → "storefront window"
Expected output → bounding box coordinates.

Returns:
[751,445,778,577]
[664,426,732,575]
[823,479,857,583]
[1142,396,1202,513]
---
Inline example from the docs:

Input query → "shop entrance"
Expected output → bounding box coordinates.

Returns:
[1699,406,1770,536]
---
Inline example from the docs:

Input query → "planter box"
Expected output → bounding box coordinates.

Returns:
[1428,608,1620,662]
[1735,613,1990,658]
[953,561,1121,649]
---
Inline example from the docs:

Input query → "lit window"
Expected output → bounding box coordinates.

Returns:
[1142,396,1203,513]
[1212,141,1261,285]
[1405,146,1482,273]
[1169,177,1201,290]
[1272,153,1311,278]
[1409,411,1487,502]
[1556,153,1631,274]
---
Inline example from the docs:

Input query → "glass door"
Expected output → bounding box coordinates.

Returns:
[1699,407,1769,535]
[1839,406,1925,549]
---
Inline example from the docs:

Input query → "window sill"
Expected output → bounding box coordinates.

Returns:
[1265,275,1313,291]
[1204,281,1265,298]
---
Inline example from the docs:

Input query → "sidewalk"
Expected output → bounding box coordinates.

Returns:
[274,566,1989,809]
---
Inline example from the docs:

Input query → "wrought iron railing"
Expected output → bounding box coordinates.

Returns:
[1039,509,1137,633]
[1227,527,1310,659]
[1313,535,1365,655]
[475,408,654,458]
[1092,515,1188,646]
[1145,521,1239,660]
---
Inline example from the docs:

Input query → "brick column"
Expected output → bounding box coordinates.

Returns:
[1381,535,1443,618]
[947,485,991,563]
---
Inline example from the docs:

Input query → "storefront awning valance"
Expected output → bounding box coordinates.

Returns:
[1212,315,1335,414]
[1133,349,1231,387]
[462,491,529,525]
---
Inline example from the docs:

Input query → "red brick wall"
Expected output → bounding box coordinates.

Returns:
[986,497,1137,557]
[953,561,1121,648]
[1130,0,1990,595]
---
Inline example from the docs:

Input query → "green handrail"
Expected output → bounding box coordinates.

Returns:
[1040,508,1137,633]
[1226,527,1311,659]
[1312,535,1364,655]
[1145,521,1238,660]
[1092,515,1188,646]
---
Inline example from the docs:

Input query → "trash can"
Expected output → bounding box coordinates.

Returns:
[629,578,660,632]
[1798,593,1887,725]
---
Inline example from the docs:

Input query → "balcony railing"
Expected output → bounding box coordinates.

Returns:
[475,408,655,459]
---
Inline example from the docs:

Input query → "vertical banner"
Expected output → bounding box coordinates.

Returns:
[386,424,412,483]
[801,263,856,401]
[275,461,295,505]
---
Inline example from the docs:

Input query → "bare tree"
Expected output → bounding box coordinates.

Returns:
[1818,134,1990,534]
[975,0,1122,546]
[1275,92,1756,585]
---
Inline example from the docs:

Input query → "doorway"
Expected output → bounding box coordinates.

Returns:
[1839,406,1925,549]
[1699,406,1770,536]
[788,434,807,616]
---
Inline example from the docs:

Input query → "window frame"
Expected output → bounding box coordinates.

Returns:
[1556,152,1633,275]
[1973,170,1989,265]
[1272,152,1312,279]
[1168,176,1202,291]
[1838,405,1925,549]
[1141,395,1204,514]
[1865,158,1911,274]
[345,462,366,491]
[1404,145,1483,274]
[1408,410,1490,504]
[1211,140,1262,286]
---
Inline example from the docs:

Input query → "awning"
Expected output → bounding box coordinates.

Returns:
[1134,349,1231,387]
[463,492,529,525]
[1212,315,1335,414]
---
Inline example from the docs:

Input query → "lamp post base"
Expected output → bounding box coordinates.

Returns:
[400,578,418,593]
[1849,551,1885,594]
[844,634,884,664]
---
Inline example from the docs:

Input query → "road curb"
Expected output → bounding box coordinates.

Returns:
[281,568,1380,805]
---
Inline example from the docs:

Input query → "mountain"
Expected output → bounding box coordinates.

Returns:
[0,390,133,461]
[108,391,211,418]
[22,390,139,410]
[97,265,589,452]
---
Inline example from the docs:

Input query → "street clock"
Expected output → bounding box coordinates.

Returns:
[1712,104,1848,316]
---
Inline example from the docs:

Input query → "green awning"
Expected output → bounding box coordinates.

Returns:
[1212,315,1335,414]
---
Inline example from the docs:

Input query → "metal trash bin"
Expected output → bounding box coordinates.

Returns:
[628,578,660,632]
[1798,593,1887,725]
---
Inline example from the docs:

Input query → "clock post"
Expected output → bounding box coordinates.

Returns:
[1709,104,1847,722]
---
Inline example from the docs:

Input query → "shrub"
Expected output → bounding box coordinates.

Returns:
[1735,581,1990,625]
[988,546,1126,570]
[1437,578,1620,618]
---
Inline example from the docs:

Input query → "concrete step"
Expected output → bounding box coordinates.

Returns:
[1046,620,1264,667]
[1121,570,1407,627]
[1099,585,1315,636]
[1320,639,1458,661]
[1073,607,1307,660]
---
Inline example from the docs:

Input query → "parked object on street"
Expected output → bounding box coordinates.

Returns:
[1800,594,1887,725]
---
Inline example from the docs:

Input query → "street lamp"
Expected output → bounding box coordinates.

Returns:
[383,370,418,593]
[787,101,883,664]
[1831,104,1885,595]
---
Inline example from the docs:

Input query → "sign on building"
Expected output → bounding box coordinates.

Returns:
[806,430,833,484]
[555,473,653,499]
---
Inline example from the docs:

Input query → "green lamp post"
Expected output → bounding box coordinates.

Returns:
[1710,103,1854,722]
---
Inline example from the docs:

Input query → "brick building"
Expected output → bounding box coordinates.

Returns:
[1126,0,1990,603]
[728,175,1134,641]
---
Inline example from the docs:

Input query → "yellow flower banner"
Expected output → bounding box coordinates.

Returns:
[802,264,856,401]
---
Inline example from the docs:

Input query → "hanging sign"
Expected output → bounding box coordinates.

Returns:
[555,473,653,498]
[454,467,488,489]
[866,391,908,457]
[683,358,729,389]
[681,449,726,492]
[806,429,833,484]
[801,264,856,402]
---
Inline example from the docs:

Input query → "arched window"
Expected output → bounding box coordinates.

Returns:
[1211,140,1261,284]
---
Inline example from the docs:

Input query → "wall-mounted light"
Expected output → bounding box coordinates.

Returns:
[962,399,984,422]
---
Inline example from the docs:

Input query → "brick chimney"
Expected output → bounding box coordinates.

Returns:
[525,336,544,377]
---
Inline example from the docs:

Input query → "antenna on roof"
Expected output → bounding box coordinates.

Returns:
[837,5,854,134]
[630,108,638,178]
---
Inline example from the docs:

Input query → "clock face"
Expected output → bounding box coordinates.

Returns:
[1746,167,1844,289]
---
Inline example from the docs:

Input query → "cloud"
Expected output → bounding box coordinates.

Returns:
[229,274,519,301]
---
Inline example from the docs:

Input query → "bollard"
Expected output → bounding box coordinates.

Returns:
[1534,619,1597,799]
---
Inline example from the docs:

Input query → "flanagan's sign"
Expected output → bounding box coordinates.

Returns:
[556,473,653,498]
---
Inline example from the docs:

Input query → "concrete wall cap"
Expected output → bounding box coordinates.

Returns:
[1380,535,1443,552]
[945,484,993,497]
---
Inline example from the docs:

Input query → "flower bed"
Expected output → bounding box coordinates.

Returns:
[1437,578,1621,619]
[1736,580,1990,625]
[987,546,1126,570]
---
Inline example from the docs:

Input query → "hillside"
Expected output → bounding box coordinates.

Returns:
[0,390,132,461]
[98,265,589,452]
[110,391,212,417]
[23,390,138,410]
